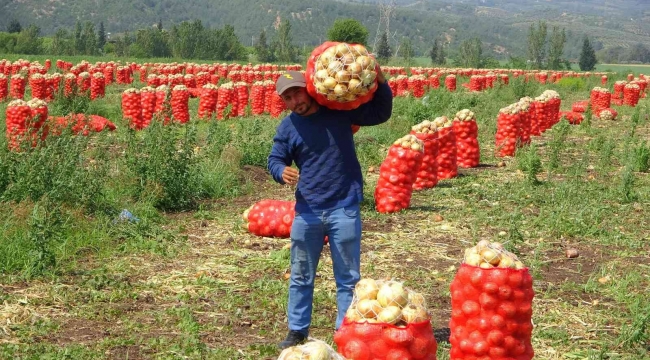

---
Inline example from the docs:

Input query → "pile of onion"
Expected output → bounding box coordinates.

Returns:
[311,43,377,103]
[344,279,430,326]
[278,339,346,360]
[463,240,525,269]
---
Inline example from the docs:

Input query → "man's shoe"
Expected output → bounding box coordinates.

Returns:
[278,330,307,349]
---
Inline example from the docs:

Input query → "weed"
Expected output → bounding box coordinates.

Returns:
[631,141,650,172]
[516,144,543,184]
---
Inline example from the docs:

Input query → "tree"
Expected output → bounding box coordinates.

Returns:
[626,43,650,63]
[157,19,163,31]
[50,29,75,55]
[97,22,106,50]
[255,29,272,62]
[74,21,83,54]
[326,18,369,45]
[429,38,445,65]
[375,31,392,62]
[13,25,43,55]
[82,22,97,55]
[399,38,413,65]
[547,26,566,70]
[7,19,22,33]
[272,20,297,63]
[527,21,547,69]
[579,36,597,71]
[459,37,482,68]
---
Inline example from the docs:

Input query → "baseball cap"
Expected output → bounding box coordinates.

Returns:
[276,71,306,95]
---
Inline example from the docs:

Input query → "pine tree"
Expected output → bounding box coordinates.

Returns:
[429,39,438,65]
[436,41,446,65]
[74,21,83,54]
[97,22,106,51]
[82,22,97,55]
[579,36,597,71]
[157,19,163,31]
[255,29,271,62]
[400,38,413,65]
[548,26,566,70]
[376,32,392,62]
[273,20,296,63]
[7,19,22,33]
[527,21,547,69]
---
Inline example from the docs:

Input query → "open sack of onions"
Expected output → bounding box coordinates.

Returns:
[449,240,534,359]
[278,338,346,360]
[334,279,438,360]
[305,42,379,110]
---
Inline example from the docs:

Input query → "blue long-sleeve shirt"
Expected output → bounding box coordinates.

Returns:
[268,82,393,213]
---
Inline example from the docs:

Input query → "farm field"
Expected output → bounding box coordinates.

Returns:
[0,56,649,360]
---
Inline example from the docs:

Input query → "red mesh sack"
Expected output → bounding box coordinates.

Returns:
[450,241,534,360]
[601,75,607,85]
[234,82,249,117]
[435,119,458,180]
[495,105,520,157]
[374,135,424,214]
[198,84,219,120]
[10,74,26,100]
[623,83,640,107]
[613,81,626,100]
[0,74,7,101]
[410,121,438,190]
[445,75,456,92]
[171,85,190,123]
[429,75,440,89]
[305,41,379,110]
[242,199,296,238]
[560,111,584,125]
[597,108,618,121]
[29,74,47,100]
[334,279,437,360]
[590,87,611,114]
[90,73,105,100]
[408,75,426,98]
[140,87,156,127]
[517,98,533,146]
[217,83,234,120]
[63,74,76,97]
[77,72,91,93]
[154,85,172,124]
[453,109,480,168]
[250,81,266,115]
[396,75,409,97]
[571,100,589,113]
[5,100,31,150]
[122,88,144,129]
[543,91,561,129]
[387,78,397,97]
[468,76,482,92]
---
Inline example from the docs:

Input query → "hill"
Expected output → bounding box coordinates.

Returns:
[1,0,649,60]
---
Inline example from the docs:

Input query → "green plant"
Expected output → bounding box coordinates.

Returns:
[547,119,570,171]
[516,144,543,184]
[631,141,650,172]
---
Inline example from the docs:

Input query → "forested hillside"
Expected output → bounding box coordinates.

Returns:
[1,0,649,60]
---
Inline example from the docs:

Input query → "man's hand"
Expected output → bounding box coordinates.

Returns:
[375,62,387,84]
[282,166,299,185]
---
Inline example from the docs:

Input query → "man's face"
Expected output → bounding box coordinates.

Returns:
[280,87,316,116]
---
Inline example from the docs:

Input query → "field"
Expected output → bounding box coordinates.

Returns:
[0,57,649,359]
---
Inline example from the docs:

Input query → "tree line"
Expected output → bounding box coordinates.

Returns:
[0,17,642,71]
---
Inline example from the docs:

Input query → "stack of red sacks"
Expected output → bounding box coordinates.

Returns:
[374,134,425,214]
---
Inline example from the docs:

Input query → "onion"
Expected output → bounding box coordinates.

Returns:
[283,350,303,360]
[480,248,501,265]
[322,77,337,90]
[401,304,429,323]
[340,53,356,65]
[498,256,515,268]
[352,44,368,56]
[335,43,351,57]
[333,83,347,96]
[335,70,351,83]
[359,69,376,85]
[315,69,329,82]
[407,291,426,307]
[465,253,482,266]
[355,278,379,300]
[345,307,363,322]
[327,60,344,75]
[480,262,494,269]
[315,82,328,94]
[377,306,402,325]
[377,282,409,308]
[308,342,331,360]
[410,142,422,152]
[357,299,382,318]
[347,78,362,93]
[347,62,362,75]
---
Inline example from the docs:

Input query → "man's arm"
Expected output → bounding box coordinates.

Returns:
[350,67,393,126]
[267,123,293,185]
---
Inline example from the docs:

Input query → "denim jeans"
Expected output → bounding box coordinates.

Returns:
[287,204,362,336]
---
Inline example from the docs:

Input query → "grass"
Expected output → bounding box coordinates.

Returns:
[0,60,649,359]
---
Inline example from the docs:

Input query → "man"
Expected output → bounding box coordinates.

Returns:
[268,66,393,349]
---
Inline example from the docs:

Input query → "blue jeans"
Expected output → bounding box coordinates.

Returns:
[287,204,361,336]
